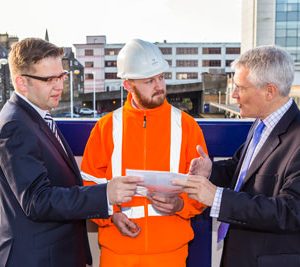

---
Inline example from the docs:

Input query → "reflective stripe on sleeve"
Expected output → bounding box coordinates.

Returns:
[81,171,108,184]
[112,107,123,177]
[170,106,182,173]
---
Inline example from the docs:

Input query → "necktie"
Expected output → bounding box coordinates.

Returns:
[44,112,64,148]
[217,121,266,242]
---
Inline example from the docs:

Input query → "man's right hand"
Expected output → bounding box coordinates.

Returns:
[107,176,143,205]
[111,212,141,237]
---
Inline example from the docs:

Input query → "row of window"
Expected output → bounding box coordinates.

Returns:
[84,47,240,57]
[160,47,240,55]
[98,72,231,80]
[277,3,300,12]
[276,11,300,21]
[101,59,233,68]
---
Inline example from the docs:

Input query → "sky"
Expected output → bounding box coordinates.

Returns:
[1,0,242,47]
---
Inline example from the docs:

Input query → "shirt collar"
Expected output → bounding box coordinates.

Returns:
[262,98,293,129]
[15,91,49,119]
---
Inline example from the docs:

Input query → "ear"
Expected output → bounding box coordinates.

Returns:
[15,75,28,95]
[123,80,134,93]
[264,83,278,101]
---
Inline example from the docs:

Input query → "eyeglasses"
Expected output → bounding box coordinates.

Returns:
[21,70,69,83]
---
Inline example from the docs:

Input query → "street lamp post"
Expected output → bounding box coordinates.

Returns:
[69,69,80,118]
[70,70,74,118]
[92,71,96,118]
[0,58,8,104]
[0,58,8,66]
[121,84,124,107]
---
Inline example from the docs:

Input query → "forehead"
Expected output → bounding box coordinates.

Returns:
[30,57,63,74]
[233,66,250,84]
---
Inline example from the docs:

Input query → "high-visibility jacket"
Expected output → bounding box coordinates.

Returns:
[81,93,208,255]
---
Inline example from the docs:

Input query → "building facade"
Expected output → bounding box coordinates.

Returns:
[104,41,240,92]
[74,36,106,94]
[241,0,300,63]
[74,36,240,93]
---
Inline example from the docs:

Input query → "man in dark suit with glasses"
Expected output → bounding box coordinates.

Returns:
[0,38,142,267]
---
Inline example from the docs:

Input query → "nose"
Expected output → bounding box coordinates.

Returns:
[232,87,238,99]
[154,77,165,89]
[53,79,64,91]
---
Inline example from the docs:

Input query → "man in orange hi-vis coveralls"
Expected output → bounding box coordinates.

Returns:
[81,39,208,267]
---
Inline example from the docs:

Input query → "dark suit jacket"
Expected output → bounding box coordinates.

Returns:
[211,101,300,267]
[0,93,109,267]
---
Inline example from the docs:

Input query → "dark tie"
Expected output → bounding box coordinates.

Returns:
[44,112,64,148]
[217,121,266,242]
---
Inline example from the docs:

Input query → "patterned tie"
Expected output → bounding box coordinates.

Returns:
[217,121,266,242]
[44,112,64,148]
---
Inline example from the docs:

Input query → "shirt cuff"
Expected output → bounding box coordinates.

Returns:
[210,187,223,218]
[106,188,113,215]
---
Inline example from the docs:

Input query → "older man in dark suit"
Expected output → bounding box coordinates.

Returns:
[175,45,300,267]
[0,38,141,267]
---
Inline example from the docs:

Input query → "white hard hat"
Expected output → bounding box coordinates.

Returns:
[117,39,169,79]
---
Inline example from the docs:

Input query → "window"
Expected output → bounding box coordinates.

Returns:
[286,37,297,46]
[202,60,221,67]
[85,61,94,68]
[159,47,172,55]
[176,72,198,79]
[226,47,240,54]
[85,73,94,80]
[166,60,172,66]
[287,11,298,21]
[105,48,121,55]
[276,11,287,21]
[176,60,198,67]
[164,72,172,79]
[105,72,118,79]
[85,49,94,56]
[202,47,221,54]
[226,60,234,67]
[275,37,286,46]
[105,60,117,67]
[276,29,286,37]
[176,47,198,55]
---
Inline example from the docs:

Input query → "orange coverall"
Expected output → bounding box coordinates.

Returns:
[81,93,208,267]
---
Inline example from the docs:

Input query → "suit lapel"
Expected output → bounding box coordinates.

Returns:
[11,93,81,183]
[241,102,299,186]
[56,127,83,185]
[230,121,257,188]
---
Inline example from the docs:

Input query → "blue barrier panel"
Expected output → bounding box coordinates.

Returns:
[57,119,253,157]
[57,119,252,267]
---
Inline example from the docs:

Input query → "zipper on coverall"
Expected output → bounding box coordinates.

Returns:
[143,112,149,252]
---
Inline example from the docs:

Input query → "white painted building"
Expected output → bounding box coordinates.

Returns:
[104,41,240,92]
[74,36,106,94]
[74,36,240,93]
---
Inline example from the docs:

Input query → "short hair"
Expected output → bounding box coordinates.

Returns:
[231,45,294,96]
[8,38,64,77]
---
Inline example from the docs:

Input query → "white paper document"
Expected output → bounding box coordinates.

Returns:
[126,169,187,195]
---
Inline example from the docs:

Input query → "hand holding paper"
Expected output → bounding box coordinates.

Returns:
[148,192,184,215]
[126,169,187,195]
[107,176,143,204]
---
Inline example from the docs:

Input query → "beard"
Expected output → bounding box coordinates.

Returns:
[132,86,166,109]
